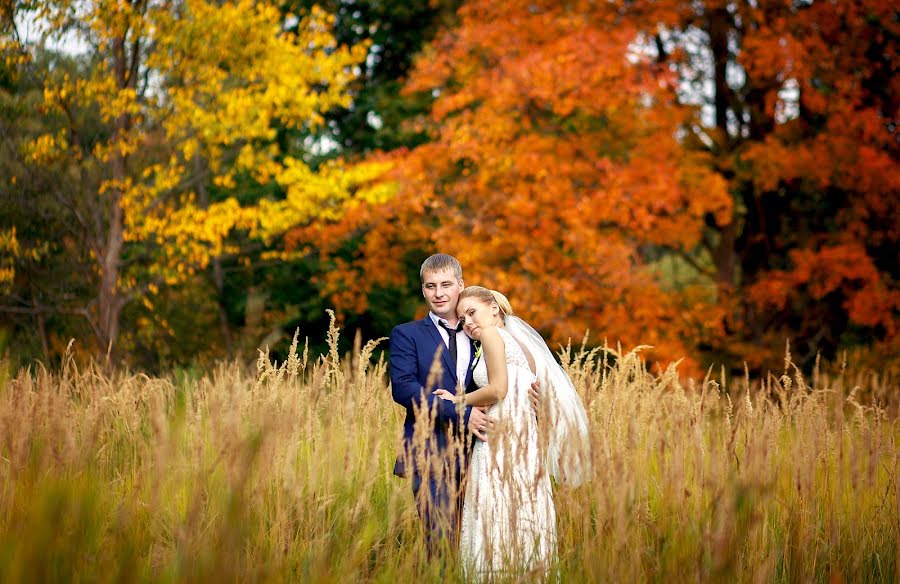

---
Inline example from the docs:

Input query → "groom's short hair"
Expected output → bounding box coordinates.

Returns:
[420,253,463,282]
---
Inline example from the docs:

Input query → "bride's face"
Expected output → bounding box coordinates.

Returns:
[457,297,499,340]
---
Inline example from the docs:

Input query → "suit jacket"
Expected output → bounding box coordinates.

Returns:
[390,316,476,477]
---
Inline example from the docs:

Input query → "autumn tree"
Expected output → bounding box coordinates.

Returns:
[0,37,100,361]
[296,0,898,371]
[172,0,467,359]
[618,0,899,365]
[238,0,463,347]
[1,0,388,361]
[292,0,733,372]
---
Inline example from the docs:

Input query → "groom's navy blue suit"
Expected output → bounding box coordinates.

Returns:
[390,315,475,548]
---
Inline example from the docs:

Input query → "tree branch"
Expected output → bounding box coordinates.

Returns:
[674,249,716,280]
[0,303,89,316]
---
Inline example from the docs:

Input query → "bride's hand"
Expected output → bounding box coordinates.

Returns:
[433,388,460,403]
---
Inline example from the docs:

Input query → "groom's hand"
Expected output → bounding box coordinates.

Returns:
[468,407,496,442]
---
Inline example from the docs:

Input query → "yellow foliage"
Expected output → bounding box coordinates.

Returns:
[24,132,68,164]
[0,228,19,294]
[23,0,375,292]
[257,159,396,240]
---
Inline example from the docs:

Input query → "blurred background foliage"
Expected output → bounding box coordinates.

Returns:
[0,0,896,376]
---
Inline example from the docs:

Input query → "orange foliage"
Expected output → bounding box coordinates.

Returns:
[297,1,733,374]
[734,0,898,353]
[750,243,899,338]
[294,0,897,372]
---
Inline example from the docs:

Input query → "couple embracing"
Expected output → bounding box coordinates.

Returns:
[390,253,591,579]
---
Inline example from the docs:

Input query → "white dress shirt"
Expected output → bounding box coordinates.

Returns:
[429,311,472,388]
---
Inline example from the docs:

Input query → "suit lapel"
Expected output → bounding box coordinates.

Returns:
[422,317,457,384]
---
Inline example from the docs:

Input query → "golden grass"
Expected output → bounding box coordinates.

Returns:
[0,318,897,582]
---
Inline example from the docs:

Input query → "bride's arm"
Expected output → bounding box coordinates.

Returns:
[460,327,508,405]
[434,327,508,406]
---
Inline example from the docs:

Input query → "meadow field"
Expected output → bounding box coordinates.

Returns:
[0,319,898,583]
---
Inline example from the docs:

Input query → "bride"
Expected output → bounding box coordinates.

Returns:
[434,286,591,579]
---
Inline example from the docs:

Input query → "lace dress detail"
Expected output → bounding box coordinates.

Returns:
[471,328,531,386]
[460,327,556,580]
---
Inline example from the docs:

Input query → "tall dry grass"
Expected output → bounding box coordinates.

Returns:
[0,316,897,582]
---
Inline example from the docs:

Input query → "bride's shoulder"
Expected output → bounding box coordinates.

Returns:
[479,326,504,345]
[483,326,516,348]
[479,325,499,338]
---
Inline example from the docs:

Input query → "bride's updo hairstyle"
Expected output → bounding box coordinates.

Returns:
[459,286,514,318]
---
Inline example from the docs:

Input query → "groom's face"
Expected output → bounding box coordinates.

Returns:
[421,268,464,322]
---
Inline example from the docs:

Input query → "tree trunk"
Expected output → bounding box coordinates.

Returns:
[713,219,738,289]
[194,154,234,354]
[32,286,49,362]
[708,6,732,137]
[96,35,131,360]
[98,152,125,357]
[707,7,738,292]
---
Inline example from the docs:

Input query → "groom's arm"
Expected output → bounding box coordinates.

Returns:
[390,325,470,426]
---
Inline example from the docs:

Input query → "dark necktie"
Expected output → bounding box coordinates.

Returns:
[438,320,462,368]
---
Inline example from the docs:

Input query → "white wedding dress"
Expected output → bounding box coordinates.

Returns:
[460,327,556,579]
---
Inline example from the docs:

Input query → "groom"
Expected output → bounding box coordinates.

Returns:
[389,253,495,553]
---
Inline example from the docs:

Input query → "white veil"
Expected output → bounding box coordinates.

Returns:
[505,315,591,486]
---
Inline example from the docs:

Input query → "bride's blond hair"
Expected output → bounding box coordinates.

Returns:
[459,286,514,317]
